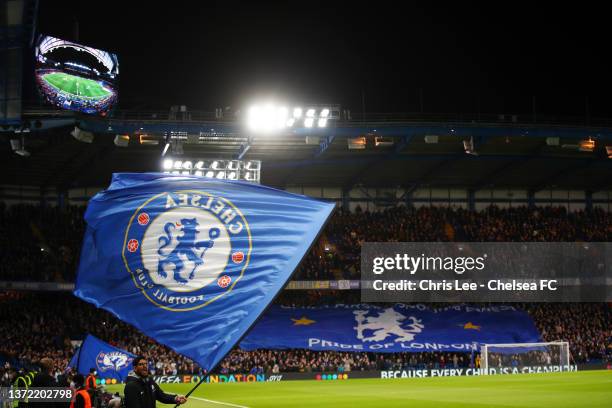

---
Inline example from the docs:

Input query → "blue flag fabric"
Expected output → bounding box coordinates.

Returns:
[240,304,541,352]
[74,173,334,371]
[68,335,136,381]
[68,349,79,369]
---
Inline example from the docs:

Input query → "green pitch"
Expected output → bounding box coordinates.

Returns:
[42,72,111,99]
[106,370,611,407]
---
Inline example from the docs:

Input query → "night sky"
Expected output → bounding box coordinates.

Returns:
[35,2,612,117]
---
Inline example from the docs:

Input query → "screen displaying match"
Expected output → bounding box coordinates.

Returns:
[34,35,119,116]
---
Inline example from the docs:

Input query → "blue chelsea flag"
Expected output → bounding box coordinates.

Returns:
[69,334,136,382]
[74,173,334,371]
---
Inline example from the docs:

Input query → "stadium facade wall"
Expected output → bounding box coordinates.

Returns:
[0,185,103,206]
[0,185,610,211]
[288,186,611,211]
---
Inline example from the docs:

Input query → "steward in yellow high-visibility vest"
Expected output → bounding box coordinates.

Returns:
[12,369,32,408]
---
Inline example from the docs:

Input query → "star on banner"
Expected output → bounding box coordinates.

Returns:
[460,322,481,331]
[291,316,316,326]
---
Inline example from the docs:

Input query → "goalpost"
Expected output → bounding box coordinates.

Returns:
[480,341,570,372]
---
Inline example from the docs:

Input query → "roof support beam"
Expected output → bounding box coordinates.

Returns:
[529,160,596,193]
[236,138,251,160]
[404,156,462,196]
[342,135,413,190]
[471,156,535,191]
[314,130,336,159]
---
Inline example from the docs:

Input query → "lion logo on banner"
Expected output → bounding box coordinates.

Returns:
[354,308,424,342]
[156,218,220,285]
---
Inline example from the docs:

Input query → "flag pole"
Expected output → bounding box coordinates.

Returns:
[173,375,207,407]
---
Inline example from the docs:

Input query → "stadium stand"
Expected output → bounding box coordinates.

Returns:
[0,292,610,382]
[0,203,610,383]
[1,203,610,282]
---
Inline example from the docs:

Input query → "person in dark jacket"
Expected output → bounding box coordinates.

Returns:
[124,356,187,408]
[31,358,57,388]
[30,358,59,406]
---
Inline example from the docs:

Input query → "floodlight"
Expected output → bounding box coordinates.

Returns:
[247,106,260,131]
[71,126,94,143]
[247,103,337,132]
[579,138,595,152]
[114,134,129,147]
[546,137,560,146]
[162,159,260,182]
[374,136,394,147]
[463,137,477,155]
[245,160,261,170]
[348,137,367,150]
[261,104,276,132]
[139,134,159,145]
[10,138,30,156]
[276,107,289,128]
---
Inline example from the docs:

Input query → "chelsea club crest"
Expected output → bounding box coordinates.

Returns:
[96,351,132,372]
[122,190,252,311]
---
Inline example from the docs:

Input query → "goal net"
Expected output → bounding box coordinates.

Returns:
[480,341,570,372]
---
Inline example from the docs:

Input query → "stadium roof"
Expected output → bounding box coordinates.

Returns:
[2,109,612,192]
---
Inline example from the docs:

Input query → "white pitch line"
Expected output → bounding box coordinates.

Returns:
[190,396,250,408]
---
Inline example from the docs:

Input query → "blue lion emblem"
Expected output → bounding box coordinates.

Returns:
[156,218,220,284]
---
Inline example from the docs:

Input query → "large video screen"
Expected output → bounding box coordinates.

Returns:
[34,35,119,116]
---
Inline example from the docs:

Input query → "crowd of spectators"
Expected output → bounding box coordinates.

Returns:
[297,205,612,280]
[487,350,562,369]
[218,349,474,374]
[0,203,610,381]
[0,292,609,381]
[1,203,610,282]
[0,203,84,282]
[525,303,610,364]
